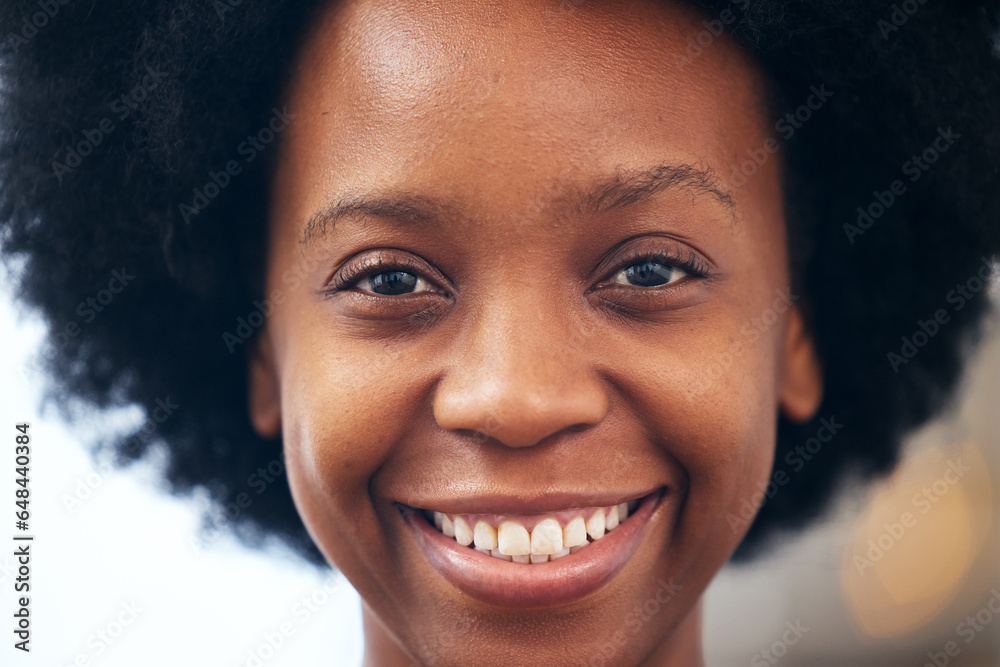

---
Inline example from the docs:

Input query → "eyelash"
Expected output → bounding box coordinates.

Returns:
[324,244,710,298]
[604,245,710,286]
[329,250,431,293]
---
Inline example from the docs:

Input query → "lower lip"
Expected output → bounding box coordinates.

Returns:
[399,490,664,609]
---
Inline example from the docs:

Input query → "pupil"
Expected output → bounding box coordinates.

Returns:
[626,261,673,287]
[370,271,418,295]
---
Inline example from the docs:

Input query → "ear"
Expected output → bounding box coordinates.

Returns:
[779,306,823,422]
[249,328,282,438]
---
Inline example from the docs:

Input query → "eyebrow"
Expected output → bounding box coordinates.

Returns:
[299,162,737,244]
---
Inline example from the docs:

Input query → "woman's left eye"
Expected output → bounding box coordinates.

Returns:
[612,259,688,288]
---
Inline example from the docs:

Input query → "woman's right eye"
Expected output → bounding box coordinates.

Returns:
[326,249,444,299]
[354,270,433,296]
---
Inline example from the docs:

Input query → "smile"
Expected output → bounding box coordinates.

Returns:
[423,499,641,562]
[398,488,666,608]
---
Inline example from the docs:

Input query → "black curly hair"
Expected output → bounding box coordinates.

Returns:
[1,0,998,566]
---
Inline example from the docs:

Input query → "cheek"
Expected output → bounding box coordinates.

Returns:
[277,332,422,553]
[610,311,783,549]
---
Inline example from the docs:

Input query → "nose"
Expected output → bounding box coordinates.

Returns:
[432,295,609,449]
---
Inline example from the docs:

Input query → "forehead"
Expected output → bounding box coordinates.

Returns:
[275,0,773,228]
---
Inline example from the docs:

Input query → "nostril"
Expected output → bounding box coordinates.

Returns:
[432,362,609,450]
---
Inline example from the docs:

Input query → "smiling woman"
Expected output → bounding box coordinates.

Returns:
[254,5,817,662]
[1,0,999,666]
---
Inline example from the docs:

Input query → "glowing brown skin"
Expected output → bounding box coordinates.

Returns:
[250,1,823,665]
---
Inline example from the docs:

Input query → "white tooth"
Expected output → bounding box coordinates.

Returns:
[475,547,491,555]
[530,518,564,555]
[442,514,455,537]
[433,511,444,531]
[473,521,498,551]
[491,549,512,561]
[530,553,549,563]
[569,545,585,553]
[550,547,571,560]
[512,554,531,563]
[563,516,588,547]
[586,509,606,540]
[605,505,619,531]
[453,517,474,546]
[618,502,629,521]
[497,521,531,556]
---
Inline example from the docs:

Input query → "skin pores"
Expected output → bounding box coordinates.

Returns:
[252,1,822,665]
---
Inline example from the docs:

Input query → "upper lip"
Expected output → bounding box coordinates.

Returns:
[397,487,665,515]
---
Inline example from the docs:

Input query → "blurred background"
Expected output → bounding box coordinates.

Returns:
[0,266,997,667]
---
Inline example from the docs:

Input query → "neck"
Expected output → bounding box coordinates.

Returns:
[360,602,411,667]
[638,598,705,667]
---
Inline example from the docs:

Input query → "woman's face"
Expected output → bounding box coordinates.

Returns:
[254,0,822,664]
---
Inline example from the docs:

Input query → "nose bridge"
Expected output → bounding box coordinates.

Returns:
[432,286,608,449]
